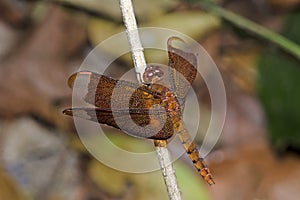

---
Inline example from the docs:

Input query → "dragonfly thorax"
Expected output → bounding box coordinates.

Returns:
[148,83,181,116]
[162,91,181,116]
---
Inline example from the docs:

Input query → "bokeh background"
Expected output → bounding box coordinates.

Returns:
[0,0,300,199]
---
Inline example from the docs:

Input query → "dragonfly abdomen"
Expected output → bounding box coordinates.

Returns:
[175,121,215,185]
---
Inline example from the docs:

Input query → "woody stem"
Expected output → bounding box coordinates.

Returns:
[119,0,182,199]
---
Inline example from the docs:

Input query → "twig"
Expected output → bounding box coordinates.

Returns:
[119,0,147,83]
[185,0,300,60]
[154,140,182,200]
[119,0,182,199]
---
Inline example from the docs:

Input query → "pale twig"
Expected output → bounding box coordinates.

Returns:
[119,0,147,83]
[119,0,182,199]
[154,140,182,200]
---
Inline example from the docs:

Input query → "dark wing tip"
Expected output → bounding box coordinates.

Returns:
[67,73,78,88]
[67,71,93,88]
[62,108,73,116]
[167,36,185,50]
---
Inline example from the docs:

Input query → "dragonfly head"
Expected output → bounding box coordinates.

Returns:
[143,64,164,84]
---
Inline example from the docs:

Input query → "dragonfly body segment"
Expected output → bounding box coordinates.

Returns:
[155,84,215,185]
[173,119,215,185]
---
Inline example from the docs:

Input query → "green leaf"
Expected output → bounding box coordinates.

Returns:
[257,12,300,153]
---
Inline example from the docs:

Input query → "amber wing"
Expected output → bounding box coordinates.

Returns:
[63,71,174,140]
[167,37,198,102]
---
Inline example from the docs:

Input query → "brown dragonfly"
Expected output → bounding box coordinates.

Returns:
[63,37,215,185]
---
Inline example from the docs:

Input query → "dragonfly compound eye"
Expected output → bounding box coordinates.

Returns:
[143,65,164,84]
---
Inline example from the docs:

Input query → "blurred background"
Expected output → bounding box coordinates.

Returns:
[0,0,300,199]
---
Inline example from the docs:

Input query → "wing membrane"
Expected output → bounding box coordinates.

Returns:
[167,37,197,101]
[63,107,173,139]
[68,71,163,109]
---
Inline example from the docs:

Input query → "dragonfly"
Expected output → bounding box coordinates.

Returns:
[63,37,215,185]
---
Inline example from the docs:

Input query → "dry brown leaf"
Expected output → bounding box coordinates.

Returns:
[0,6,87,127]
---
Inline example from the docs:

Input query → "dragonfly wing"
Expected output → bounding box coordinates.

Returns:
[63,107,118,128]
[68,71,163,108]
[167,37,197,101]
[63,107,174,140]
